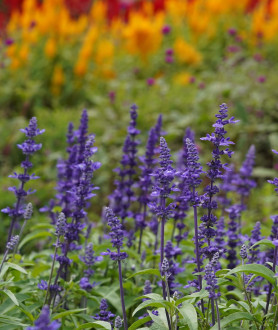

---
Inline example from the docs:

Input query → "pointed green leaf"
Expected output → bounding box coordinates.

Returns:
[76,321,112,329]
[128,316,152,330]
[136,293,163,301]
[147,308,168,330]
[18,302,35,321]
[0,315,28,327]
[225,264,276,287]
[52,308,86,320]
[132,300,168,317]
[211,312,254,330]
[18,231,52,249]
[250,239,275,249]
[176,288,209,305]
[178,302,198,330]
[4,262,27,274]
[2,289,19,306]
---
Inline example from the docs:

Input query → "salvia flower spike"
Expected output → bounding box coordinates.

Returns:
[13,202,33,256]
[2,117,44,243]
[115,316,123,330]
[199,103,238,259]
[26,305,60,330]
[93,299,115,324]
[104,207,128,329]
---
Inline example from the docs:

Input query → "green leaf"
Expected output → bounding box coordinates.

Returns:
[4,262,27,274]
[176,289,209,305]
[18,230,52,249]
[18,302,35,321]
[76,321,112,329]
[126,269,161,280]
[147,308,169,330]
[178,302,198,330]
[227,300,250,313]
[137,293,163,301]
[0,315,28,327]
[225,264,276,287]
[132,300,169,317]
[52,308,86,320]
[97,286,121,314]
[250,239,275,249]
[2,289,19,306]
[211,312,254,330]
[128,316,152,330]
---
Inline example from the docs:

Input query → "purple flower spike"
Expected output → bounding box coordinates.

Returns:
[2,117,44,243]
[199,103,238,259]
[93,299,115,324]
[26,305,60,330]
[109,104,140,226]
[105,207,127,256]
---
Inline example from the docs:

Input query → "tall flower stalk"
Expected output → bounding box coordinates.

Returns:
[149,137,177,308]
[137,114,162,253]
[109,104,140,225]
[104,207,128,330]
[44,212,66,306]
[2,117,44,242]
[204,252,221,327]
[183,138,203,287]
[199,103,238,260]
[50,134,100,305]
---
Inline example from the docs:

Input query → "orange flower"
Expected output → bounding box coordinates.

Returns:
[52,65,65,86]
[123,12,164,60]
[45,38,57,58]
[19,45,29,62]
[74,59,88,77]
[174,38,202,66]
[95,39,114,65]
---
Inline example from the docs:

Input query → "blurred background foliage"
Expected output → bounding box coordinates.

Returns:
[1,0,278,239]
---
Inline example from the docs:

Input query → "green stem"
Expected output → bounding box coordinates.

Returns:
[12,220,27,258]
[164,275,173,329]
[44,238,59,306]
[215,299,221,330]
[0,251,9,274]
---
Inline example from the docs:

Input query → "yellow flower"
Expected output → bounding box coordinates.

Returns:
[45,38,57,58]
[173,72,191,85]
[6,44,17,58]
[52,65,65,86]
[166,0,187,25]
[123,12,164,60]
[90,0,107,25]
[10,58,21,70]
[95,39,114,65]
[74,59,88,77]
[19,45,29,62]
[174,38,202,66]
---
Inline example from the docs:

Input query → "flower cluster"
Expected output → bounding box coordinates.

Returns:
[26,305,60,330]
[199,103,238,258]
[104,207,128,261]
[93,299,115,324]
[149,137,178,219]
[110,104,140,223]
[204,252,221,300]
[2,117,44,241]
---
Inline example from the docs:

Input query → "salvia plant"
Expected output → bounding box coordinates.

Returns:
[2,103,278,330]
